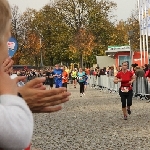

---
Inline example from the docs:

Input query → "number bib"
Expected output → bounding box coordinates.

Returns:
[121,87,129,92]
[79,77,83,80]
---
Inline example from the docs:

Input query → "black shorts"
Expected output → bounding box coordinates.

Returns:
[72,77,77,80]
[119,88,133,108]
[62,82,67,88]
[49,80,53,87]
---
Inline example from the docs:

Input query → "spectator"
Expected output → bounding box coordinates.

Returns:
[135,66,145,77]
[144,64,148,73]
[0,0,33,149]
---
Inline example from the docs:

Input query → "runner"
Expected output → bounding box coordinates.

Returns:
[77,68,85,97]
[53,64,63,88]
[114,61,135,120]
[62,66,68,89]
[84,73,88,91]
[71,68,77,88]
[46,68,54,89]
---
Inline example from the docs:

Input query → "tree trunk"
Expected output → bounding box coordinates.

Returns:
[80,54,83,68]
[35,56,38,68]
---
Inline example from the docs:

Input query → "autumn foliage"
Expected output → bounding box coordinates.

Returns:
[11,0,140,67]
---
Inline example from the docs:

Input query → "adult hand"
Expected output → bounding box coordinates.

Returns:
[129,81,133,84]
[117,79,122,82]
[2,57,14,74]
[18,78,71,113]
[0,66,26,95]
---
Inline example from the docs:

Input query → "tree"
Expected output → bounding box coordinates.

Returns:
[32,4,72,66]
[11,6,38,65]
[126,9,140,51]
[11,0,118,67]
[11,5,23,64]
[55,0,117,67]
[70,27,96,67]
[110,9,140,51]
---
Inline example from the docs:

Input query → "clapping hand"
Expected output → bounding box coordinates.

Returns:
[18,78,71,113]
[2,57,14,74]
[0,66,26,96]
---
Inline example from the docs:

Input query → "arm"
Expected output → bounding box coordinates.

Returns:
[71,71,73,76]
[114,77,122,84]
[66,72,69,79]
[129,75,136,84]
[0,95,33,149]
[53,71,58,77]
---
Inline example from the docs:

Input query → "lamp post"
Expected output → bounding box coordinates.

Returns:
[128,30,133,65]
[39,37,44,68]
[34,27,44,68]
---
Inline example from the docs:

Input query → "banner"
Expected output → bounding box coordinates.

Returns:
[108,46,130,51]
[8,37,18,57]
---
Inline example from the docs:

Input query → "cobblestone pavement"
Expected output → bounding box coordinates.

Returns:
[32,84,150,150]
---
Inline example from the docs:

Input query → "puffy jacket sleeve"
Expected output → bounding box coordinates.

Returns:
[0,95,33,150]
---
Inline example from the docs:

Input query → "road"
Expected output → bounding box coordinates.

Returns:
[31,84,150,150]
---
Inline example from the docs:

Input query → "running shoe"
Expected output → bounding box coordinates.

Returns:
[124,115,127,120]
[127,109,131,115]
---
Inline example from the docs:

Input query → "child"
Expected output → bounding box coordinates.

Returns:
[0,0,33,149]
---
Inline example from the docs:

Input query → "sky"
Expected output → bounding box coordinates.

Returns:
[7,0,137,21]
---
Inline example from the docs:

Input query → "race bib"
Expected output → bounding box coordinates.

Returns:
[121,87,129,92]
[58,74,61,78]
[79,77,83,80]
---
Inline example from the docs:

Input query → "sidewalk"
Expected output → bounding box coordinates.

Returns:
[32,84,150,150]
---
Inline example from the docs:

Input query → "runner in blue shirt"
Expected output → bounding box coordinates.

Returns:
[53,64,63,88]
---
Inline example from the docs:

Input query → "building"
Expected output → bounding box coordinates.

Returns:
[105,46,149,67]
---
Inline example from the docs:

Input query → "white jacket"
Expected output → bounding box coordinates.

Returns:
[0,95,33,150]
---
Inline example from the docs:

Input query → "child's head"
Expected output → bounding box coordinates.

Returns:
[0,0,11,65]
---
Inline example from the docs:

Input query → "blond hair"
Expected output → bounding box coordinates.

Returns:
[0,0,11,44]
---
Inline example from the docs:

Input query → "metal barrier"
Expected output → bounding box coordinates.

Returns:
[88,75,120,93]
[88,75,150,100]
[133,77,150,100]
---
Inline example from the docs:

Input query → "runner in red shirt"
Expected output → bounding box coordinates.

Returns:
[114,61,136,120]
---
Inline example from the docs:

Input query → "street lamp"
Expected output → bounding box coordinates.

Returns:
[128,30,133,64]
[39,37,44,68]
[34,27,44,68]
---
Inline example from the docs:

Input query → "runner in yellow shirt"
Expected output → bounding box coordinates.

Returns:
[71,68,77,88]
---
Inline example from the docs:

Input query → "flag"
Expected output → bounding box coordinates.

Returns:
[140,0,147,35]
[139,0,144,35]
[147,0,150,35]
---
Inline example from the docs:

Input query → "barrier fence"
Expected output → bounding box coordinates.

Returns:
[88,75,150,100]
